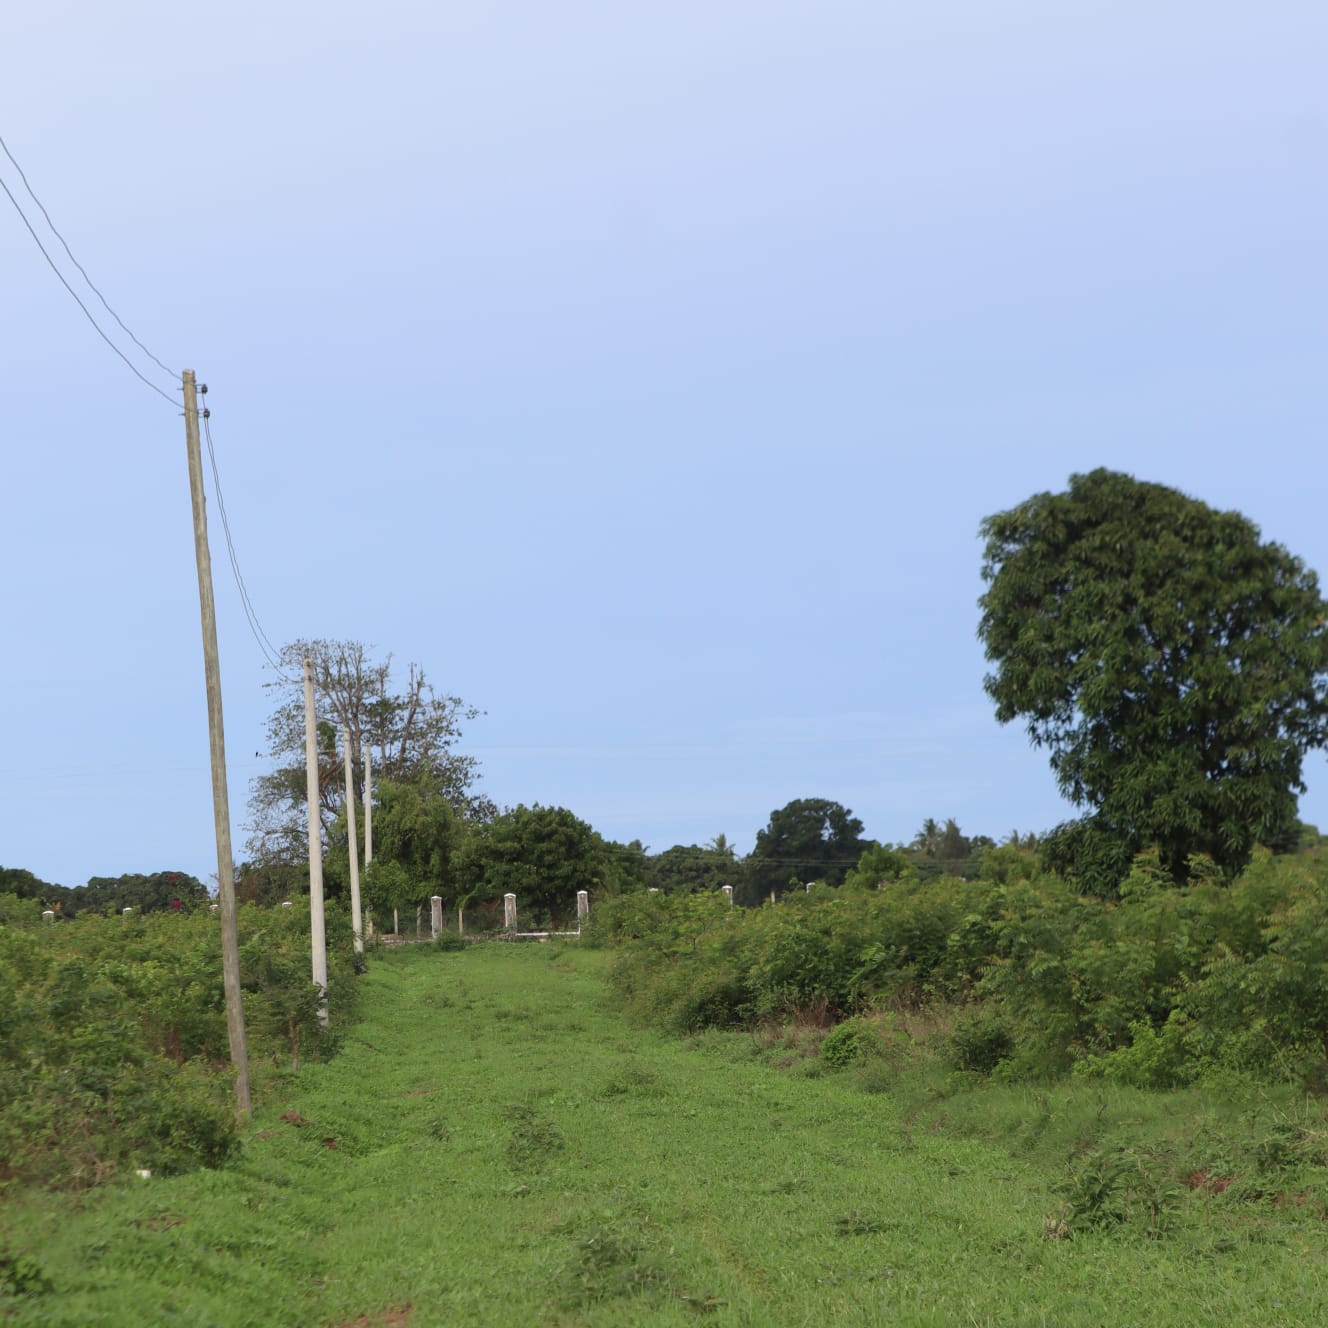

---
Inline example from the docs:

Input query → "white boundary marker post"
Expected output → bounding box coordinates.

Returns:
[431,895,443,938]
[504,893,517,932]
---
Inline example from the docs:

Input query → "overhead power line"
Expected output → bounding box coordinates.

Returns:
[0,132,177,380]
[200,391,293,682]
[0,131,177,407]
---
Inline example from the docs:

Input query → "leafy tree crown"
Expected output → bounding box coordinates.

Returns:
[978,469,1328,884]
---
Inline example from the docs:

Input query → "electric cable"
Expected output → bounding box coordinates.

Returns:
[201,397,294,682]
[0,172,178,408]
[0,131,178,381]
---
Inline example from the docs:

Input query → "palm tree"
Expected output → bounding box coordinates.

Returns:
[910,818,942,857]
[706,833,736,859]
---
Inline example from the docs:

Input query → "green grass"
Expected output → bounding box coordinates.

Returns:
[5,942,1328,1326]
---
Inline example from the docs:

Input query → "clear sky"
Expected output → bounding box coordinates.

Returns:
[4,2,1327,888]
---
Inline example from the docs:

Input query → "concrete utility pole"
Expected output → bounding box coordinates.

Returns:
[343,727,363,955]
[362,745,374,938]
[182,370,251,1117]
[364,745,373,864]
[303,657,328,1021]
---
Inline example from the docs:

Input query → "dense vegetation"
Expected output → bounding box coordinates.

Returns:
[590,843,1328,1091]
[0,903,357,1191]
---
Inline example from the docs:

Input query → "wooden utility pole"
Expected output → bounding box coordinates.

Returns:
[303,657,328,1021]
[182,369,251,1117]
[343,727,363,955]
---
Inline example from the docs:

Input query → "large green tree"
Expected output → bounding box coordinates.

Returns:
[247,639,488,864]
[646,838,738,894]
[326,772,467,915]
[978,469,1328,887]
[742,798,870,903]
[454,804,606,926]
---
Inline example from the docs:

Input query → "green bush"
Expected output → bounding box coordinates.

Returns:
[820,1018,881,1070]
[1073,1017,1196,1089]
[947,1013,1014,1075]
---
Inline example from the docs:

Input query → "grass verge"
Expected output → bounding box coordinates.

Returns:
[4,942,1328,1326]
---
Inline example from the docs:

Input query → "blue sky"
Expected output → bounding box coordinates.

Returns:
[4,2,1327,887]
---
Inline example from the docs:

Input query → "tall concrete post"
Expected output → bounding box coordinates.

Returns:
[342,727,363,955]
[303,658,328,1023]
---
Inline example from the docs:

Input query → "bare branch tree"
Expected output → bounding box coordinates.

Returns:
[246,639,486,864]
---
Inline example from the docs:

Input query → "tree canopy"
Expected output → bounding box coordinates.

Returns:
[326,772,466,912]
[645,838,738,894]
[978,469,1328,887]
[742,798,870,903]
[0,866,62,902]
[72,871,209,916]
[905,818,994,881]
[247,639,487,864]
[454,804,606,925]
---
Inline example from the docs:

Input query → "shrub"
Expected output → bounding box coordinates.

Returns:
[1072,1017,1196,1090]
[593,848,1328,1090]
[820,1018,881,1070]
[0,899,362,1190]
[947,1013,1015,1075]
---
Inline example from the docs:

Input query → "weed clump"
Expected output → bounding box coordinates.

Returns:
[833,1210,888,1235]
[1050,1147,1182,1238]
[504,1104,564,1170]
[0,1242,53,1300]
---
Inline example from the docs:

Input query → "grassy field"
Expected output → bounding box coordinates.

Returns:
[5,941,1328,1326]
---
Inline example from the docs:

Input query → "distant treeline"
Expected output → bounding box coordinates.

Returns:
[0,866,209,920]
